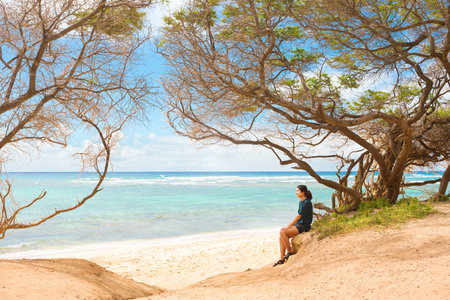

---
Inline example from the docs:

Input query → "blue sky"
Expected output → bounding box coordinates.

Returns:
[4,1,346,173]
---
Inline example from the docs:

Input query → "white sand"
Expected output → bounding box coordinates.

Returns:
[0,228,281,290]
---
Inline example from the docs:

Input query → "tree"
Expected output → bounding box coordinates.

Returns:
[159,0,449,211]
[0,0,153,239]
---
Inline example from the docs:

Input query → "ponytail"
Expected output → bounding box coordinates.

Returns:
[305,190,312,200]
[297,184,313,200]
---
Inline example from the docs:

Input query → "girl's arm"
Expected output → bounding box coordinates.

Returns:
[281,214,301,231]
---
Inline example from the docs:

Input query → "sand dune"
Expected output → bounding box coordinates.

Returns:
[0,258,164,300]
[146,202,450,299]
[1,202,449,300]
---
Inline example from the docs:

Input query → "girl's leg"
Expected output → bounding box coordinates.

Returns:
[279,236,286,260]
[279,226,299,259]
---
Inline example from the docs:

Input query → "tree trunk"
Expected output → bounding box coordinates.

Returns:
[331,192,337,210]
[438,164,450,196]
[386,184,400,204]
[384,173,404,204]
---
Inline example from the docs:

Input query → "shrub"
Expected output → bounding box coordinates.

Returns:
[312,197,435,239]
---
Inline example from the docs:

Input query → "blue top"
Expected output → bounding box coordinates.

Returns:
[296,198,313,226]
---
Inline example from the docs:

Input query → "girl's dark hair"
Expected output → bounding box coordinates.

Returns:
[297,184,313,200]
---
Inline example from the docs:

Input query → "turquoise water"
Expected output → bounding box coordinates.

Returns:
[0,171,442,254]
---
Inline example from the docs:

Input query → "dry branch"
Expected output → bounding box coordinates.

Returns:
[0,0,153,239]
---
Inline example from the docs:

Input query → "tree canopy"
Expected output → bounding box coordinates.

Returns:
[159,0,450,211]
[0,0,153,238]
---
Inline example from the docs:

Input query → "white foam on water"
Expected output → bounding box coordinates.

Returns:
[0,241,37,249]
[71,175,322,186]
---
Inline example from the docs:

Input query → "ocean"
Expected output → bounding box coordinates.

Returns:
[0,171,442,255]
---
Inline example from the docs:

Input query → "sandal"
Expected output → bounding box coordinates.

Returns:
[272,259,285,267]
[283,252,294,261]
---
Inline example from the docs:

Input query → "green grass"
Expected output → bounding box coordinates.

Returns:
[312,197,435,240]
[432,194,449,202]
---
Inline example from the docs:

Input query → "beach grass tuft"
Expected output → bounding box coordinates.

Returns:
[312,197,435,240]
[432,194,449,202]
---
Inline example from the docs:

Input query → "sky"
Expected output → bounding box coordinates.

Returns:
[3,1,352,173]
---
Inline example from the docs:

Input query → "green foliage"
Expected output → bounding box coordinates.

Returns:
[338,74,359,89]
[157,39,166,48]
[330,52,367,72]
[164,2,218,29]
[281,79,297,86]
[431,194,449,202]
[313,197,435,239]
[240,105,259,113]
[290,48,320,64]
[75,6,145,37]
[346,84,423,114]
[348,90,391,112]
[223,3,241,18]
[274,26,304,39]
[433,107,450,118]
[397,85,421,103]
[357,197,392,211]
[305,73,341,100]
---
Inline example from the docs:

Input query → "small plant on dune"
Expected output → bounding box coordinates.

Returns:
[430,194,449,202]
[312,197,435,240]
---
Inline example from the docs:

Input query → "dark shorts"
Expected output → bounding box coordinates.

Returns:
[295,223,310,234]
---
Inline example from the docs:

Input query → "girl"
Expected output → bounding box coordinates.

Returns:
[273,184,313,266]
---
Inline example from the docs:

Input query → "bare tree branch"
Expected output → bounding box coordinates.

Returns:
[0,0,154,239]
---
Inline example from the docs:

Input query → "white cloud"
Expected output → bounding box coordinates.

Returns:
[3,134,340,172]
[3,143,81,172]
[2,136,110,172]
[111,137,285,171]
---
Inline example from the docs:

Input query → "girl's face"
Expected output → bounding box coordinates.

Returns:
[296,188,303,198]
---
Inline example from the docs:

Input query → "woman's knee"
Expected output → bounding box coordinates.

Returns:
[286,226,299,238]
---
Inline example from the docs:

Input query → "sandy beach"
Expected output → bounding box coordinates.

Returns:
[85,233,279,291]
[1,202,450,299]
[0,228,280,291]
